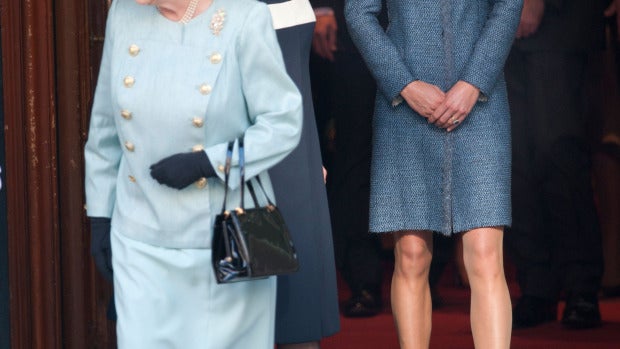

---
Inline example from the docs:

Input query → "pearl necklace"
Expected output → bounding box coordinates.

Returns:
[179,0,200,24]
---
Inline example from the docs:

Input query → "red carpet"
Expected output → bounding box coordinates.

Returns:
[322,262,620,349]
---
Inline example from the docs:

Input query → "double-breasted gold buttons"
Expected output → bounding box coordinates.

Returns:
[128,44,140,57]
[124,76,135,88]
[217,164,225,172]
[199,84,212,95]
[129,175,137,183]
[192,117,204,128]
[192,144,205,152]
[125,141,135,152]
[210,52,222,64]
[121,110,133,120]
[195,177,208,189]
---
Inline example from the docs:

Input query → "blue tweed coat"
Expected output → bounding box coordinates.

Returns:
[345,0,522,234]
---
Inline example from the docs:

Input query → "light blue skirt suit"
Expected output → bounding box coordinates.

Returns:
[345,0,522,235]
[84,0,302,347]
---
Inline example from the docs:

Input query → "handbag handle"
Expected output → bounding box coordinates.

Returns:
[238,136,276,210]
[219,136,276,214]
[246,177,275,209]
[220,140,235,214]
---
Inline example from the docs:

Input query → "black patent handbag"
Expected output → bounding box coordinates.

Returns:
[212,137,299,284]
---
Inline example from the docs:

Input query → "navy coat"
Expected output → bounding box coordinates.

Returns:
[260,0,340,343]
[345,0,522,234]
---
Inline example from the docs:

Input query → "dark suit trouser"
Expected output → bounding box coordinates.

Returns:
[504,48,604,300]
[326,50,383,295]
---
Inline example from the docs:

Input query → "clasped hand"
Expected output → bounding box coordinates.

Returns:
[400,80,480,132]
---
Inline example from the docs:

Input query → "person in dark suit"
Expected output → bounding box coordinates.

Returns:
[311,0,385,317]
[504,0,607,330]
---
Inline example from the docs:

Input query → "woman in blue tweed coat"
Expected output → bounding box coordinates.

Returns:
[345,0,522,348]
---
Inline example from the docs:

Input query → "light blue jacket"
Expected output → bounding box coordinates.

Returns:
[84,0,302,248]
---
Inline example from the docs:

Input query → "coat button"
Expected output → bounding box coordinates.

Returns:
[217,164,225,172]
[192,144,204,152]
[128,44,140,56]
[124,76,135,88]
[125,141,135,152]
[121,110,133,120]
[129,175,136,183]
[192,117,204,127]
[199,84,212,95]
[210,52,222,64]
[195,177,208,189]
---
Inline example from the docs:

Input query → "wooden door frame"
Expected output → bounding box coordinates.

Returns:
[1,0,114,347]
[0,31,11,349]
[1,0,62,347]
[56,0,116,347]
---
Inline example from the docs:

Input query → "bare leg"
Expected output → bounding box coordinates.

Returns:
[278,341,321,349]
[462,227,512,349]
[391,230,433,349]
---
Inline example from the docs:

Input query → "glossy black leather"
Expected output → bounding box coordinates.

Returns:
[212,138,299,284]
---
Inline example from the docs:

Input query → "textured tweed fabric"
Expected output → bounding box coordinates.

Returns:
[345,0,523,235]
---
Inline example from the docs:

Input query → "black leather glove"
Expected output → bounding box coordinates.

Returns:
[90,217,113,282]
[150,151,215,189]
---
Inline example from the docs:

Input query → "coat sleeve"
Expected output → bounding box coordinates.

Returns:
[459,0,523,97]
[344,0,416,102]
[84,0,122,218]
[204,3,303,189]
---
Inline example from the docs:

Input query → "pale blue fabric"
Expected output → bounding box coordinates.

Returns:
[85,0,300,347]
[345,0,522,234]
[111,227,277,349]
[84,0,302,248]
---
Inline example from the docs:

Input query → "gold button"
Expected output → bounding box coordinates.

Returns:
[124,76,135,88]
[192,117,204,127]
[125,141,135,152]
[210,52,222,64]
[128,44,140,56]
[199,84,212,95]
[129,175,136,183]
[217,164,225,172]
[192,144,204,152]
[195,177,207,189]
[121,110,133,120]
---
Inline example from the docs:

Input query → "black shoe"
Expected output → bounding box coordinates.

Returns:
[512,295,557,329]
[561,296,602,329]
[342,290,381,318]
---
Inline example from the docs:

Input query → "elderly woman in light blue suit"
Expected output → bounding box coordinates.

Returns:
[346,0,522,348]
[84,0,301,348]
